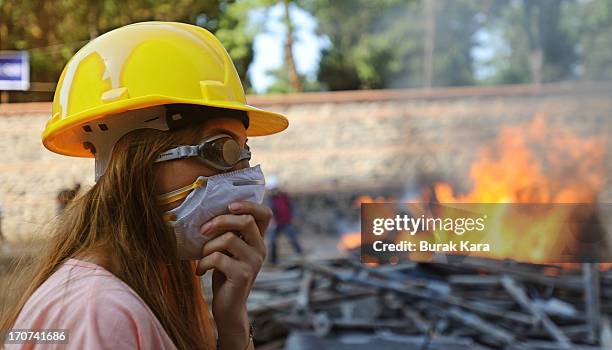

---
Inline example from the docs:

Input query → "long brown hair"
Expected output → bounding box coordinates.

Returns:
[1,124,216,350]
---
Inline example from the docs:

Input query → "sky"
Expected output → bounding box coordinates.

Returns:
[248,3,329,94]
[472,28,499,81]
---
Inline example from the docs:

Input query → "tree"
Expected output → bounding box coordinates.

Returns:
[300,0,423,90]
[300,0,487,90]
[263,1,325,95]
[264,62,321,93]
[282,0,303,91]
[570,0,612,81]
[485,0,578,84]
[241,0,304,93]
[427,0,488,87]
[211,0,265,90]
[0,0,258,101]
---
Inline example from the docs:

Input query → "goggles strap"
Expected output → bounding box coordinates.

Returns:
[155,145,199,163]
[158,177,207,206]
[239,148,251,161]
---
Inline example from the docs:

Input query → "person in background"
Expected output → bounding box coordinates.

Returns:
[266,175,303,265]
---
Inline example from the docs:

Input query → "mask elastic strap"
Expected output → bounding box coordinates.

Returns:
[158,177,207,206]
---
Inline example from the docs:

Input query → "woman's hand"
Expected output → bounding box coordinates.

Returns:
[196,201,271,350]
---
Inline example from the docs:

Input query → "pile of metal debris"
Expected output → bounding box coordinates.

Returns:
[248,253,611,350]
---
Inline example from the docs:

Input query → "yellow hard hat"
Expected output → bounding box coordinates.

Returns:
[42,21,288,178]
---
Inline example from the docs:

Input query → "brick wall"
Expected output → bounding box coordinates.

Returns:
[1,82,611,240]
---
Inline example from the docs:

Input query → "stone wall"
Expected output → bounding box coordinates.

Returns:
[1,82,611,240]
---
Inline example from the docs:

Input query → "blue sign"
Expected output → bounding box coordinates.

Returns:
[0,51,30,91]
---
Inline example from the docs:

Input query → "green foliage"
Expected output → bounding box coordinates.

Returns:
[0,0,256,87]
[264,63,321,93]
[485,0,578,84]
[213,0,267,89]
[300,0,422,90]
[300,0,489,90]
[1,0,612,97]
[300,0,612,90]
[571,0,612,80]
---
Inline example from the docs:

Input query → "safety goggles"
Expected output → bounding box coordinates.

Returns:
[155,134,251,171]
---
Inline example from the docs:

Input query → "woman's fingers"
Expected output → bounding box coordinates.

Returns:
[200,213,265,253]
[201,231,263,268]
[196,251,254,280]
[227,201,273,237]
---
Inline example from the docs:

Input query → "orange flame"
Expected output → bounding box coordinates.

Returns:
[432,114,608,264]
[338,232,362,251]
[339,195,393,251]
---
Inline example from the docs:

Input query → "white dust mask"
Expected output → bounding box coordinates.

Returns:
[160,165,266,260]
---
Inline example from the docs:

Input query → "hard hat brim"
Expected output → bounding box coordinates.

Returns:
[42,95,289,158]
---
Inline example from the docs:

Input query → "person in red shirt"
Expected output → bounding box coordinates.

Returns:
[266,176,303,265]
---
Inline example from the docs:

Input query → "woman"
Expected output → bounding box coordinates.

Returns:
[0,22,288,350]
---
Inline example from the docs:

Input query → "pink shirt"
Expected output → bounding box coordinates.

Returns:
[7,258,177,349]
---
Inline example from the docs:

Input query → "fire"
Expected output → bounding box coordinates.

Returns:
[337,114,609,266]
[435,114,605,204]
[432,114,608,264]
[338,232,361,251]
[338,195,394,252]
